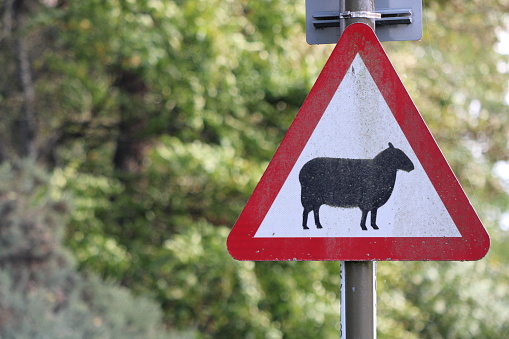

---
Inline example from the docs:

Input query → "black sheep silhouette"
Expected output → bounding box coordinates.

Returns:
[299,143,414,231]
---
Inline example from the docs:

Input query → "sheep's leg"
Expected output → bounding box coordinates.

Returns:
[302,209,310,230]
[360,210,368,231]
[370,208,379,230]
[313,208,323,229]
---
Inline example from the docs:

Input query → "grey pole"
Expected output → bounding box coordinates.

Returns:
[341,261,376,339]
[340,0,376,33]
[339,1,377,339]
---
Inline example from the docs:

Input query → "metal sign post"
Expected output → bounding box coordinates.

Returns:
[341,261,376,339]
[338,3,377,338]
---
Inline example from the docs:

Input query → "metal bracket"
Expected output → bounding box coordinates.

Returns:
[306,0,422,44]
[340,10,382,19]
[313,9,411,29]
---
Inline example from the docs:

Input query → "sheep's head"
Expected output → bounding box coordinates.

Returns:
[376,143,415,172]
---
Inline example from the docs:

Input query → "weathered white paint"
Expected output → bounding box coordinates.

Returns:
[255,54,461,238]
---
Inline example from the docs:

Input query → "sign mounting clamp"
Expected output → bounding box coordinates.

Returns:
[312,9,411,29]
[306,0,422,43]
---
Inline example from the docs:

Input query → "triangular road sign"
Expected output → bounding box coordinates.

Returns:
[227,23,490,261]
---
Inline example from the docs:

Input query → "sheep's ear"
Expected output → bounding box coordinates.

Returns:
[388,142,394,149]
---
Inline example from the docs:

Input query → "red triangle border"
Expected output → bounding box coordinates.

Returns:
[227,23,490,261]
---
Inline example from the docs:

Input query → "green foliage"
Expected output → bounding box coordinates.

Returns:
[28,0,330,173]
[0,161,178,338]
[1,0,509,338]
[378,260,509,338]
[156,221,340,338]
[50,166,130,277]
[0,271,184,339]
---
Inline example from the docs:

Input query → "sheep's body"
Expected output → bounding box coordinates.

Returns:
[299,143,414,230]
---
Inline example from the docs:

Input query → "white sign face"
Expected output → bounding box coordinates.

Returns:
[255,55,461,238]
